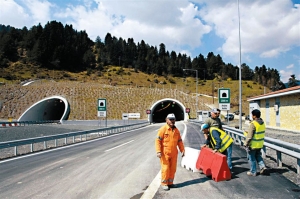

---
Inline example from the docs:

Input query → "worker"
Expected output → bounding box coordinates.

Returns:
[203,108,223,142]
[204,108,223,130]
[155,113,185,191]
[244,109,267,176]
[200,123,233,171]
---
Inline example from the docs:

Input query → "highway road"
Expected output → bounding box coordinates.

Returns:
[0,122,299,199]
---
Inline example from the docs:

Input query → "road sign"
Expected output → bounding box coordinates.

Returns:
[219,89,230,103]
[219,103,230,111]
[98,98,107,117]
[98,111,106,117]
[98,98,106,111]
[122,113,129,120]
[128,113,140,119]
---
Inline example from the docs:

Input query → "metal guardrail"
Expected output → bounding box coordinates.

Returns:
[0,121,149,158]
[190,120,300,174]
[0,120,60,127]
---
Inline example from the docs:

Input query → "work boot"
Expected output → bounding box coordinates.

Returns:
[247,171,257,176]
[260,167,267,175]
[162,185,169,191]
[168,184,177,188]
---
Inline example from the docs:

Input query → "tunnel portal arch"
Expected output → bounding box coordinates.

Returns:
[148,98,188,123]
[18,96,70,122]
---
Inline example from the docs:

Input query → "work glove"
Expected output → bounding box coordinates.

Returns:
[244,146,250,152]
[157,152,161,158]
[213,149,218,153]
[181,151,185,157]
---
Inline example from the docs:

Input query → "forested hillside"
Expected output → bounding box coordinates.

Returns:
[0,21,288,90]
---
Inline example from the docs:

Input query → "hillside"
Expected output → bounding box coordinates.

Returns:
[0,64,269,120]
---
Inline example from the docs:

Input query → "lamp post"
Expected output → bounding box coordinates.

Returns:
[237,0,242,129]
[183,69,198,112]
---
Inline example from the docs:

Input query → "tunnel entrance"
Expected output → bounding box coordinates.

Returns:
[18,96,70,122]
[149,98,187,123]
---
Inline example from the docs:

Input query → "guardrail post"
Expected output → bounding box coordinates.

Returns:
[14,146,17,156]
[73,136,75,143]
[276,151,282,167]
[31,143,33,152]
[297,158,300,174]
[44,141,47,149]
[55,139,57,147]
[65,137,67,145]
[80,135,82,141]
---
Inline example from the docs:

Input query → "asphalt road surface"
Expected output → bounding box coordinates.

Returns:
[0,122,299,199]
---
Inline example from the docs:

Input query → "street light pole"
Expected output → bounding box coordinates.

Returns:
[237,0,242,129]
[183,69,198,112]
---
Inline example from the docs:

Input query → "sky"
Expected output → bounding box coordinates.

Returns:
[0,0,299,83]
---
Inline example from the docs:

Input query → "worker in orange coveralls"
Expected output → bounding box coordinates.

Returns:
[155,113,185,191]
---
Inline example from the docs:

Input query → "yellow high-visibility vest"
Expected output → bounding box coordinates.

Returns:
[249,120,265,149]
[209,127,233,153]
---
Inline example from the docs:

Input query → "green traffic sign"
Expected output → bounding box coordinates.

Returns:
[98,98,107,111]
[218,89,230,103]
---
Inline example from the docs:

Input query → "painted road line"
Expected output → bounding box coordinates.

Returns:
[105,140,134,152]
[140,171,161,199]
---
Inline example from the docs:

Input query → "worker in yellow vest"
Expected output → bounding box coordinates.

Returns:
[200,123,233,171]
[244,109,267,176]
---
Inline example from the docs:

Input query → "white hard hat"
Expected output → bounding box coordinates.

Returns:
[166,113,176,119]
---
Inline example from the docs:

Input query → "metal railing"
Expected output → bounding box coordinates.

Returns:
[190,120,300,174]
[0,121,149,158]
[0,120,60,127]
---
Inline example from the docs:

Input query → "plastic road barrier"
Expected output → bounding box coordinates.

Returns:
[196,147,231,182]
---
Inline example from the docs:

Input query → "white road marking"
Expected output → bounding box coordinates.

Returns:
[141,122,187,198]
[140,171,161,199]
[105,140,135,152]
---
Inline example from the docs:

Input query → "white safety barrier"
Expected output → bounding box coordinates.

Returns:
[181,147,201,172]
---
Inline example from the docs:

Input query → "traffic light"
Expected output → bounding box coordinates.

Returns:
[172,101,175,107]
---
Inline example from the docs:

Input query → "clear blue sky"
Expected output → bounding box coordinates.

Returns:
[1,0,299,83]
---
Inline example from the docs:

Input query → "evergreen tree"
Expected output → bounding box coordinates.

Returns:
[288,74,298,87]
[241,63,253,80]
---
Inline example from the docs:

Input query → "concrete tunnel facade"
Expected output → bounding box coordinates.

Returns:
[18,96,70,122]
[148,98,188,123]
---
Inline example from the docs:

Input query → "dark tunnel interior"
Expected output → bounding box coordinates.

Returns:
[43,99,66,120]
[19,98,68,121]
[152,100,184,123]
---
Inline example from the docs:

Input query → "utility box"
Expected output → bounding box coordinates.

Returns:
[197,110,209,122]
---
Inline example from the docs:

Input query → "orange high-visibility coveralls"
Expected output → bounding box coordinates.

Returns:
[155,124,185,186]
